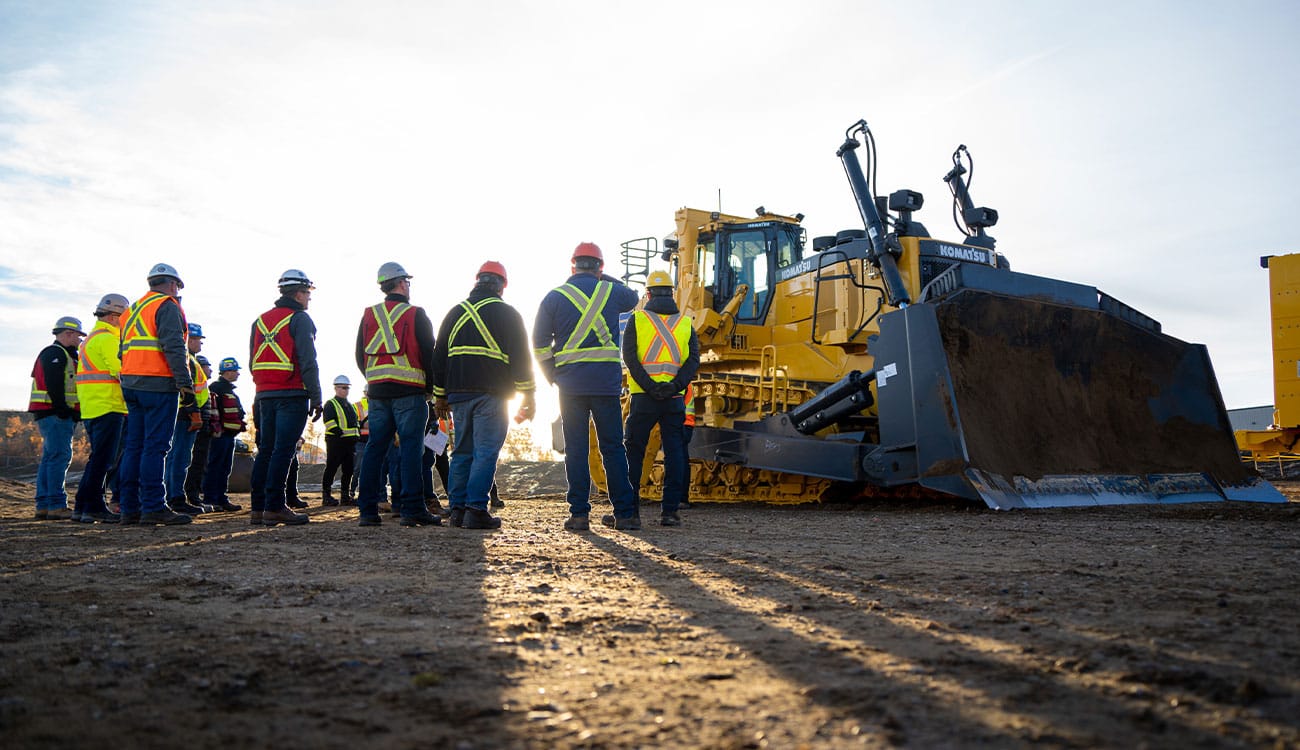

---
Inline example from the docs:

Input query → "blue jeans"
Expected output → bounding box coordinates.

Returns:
[164,417,198,501]
[35,415,77,511]
[73,412,125,515]
[249,396,308,512]
[203,433,236,504]
[448,394,508,512]
[559,393,636,518]
[624,394,687,515]
[358,394,428,518]
[119,388,179,514]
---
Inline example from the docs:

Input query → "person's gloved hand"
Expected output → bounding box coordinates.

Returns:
[434,397,451,422]
[310,401,323,422]
[179,386,197,408]
[186,410,203,432]
[650,382,676,400]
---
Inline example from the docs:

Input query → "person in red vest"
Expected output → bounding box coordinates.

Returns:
[248,269,322,527]
[29,315,87,519]
[117,263,195,525]
[355,261,440,528]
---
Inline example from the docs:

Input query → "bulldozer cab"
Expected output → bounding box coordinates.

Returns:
[700,221,806,323]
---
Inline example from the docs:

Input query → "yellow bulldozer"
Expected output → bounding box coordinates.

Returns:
[1235,252,1300,472]
[609,119,1281,509]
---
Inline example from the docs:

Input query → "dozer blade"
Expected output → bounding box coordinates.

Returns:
[869,289,1285,509]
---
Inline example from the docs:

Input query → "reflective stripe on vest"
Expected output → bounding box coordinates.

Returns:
[29,347,79,410]
[551,281,618,366]
[189,353,210,407]
[324,397,360,438]
[252,313,295,372]
[628,310,692,394]
[121,291,185,377]
[356,397,369,436]
[218,392,244,432]
[448,298,508,363]
[363,302,426,386]
[76,325,125,419]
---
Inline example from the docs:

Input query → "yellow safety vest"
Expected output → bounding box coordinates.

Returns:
[538,281,619,367]
[75,322,125,419]
[628,310,692,395]
[324,397,360,438]
[189,352,210,407]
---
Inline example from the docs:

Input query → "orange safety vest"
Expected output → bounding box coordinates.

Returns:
[251,306,303,392]
[355,397,369,438]
[120,291,186,377]
[361,301,426,387]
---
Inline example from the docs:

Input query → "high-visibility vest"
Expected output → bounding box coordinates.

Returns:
[29,344,79,412]
[324,397,360,438]
[215,389,245,433]
[251,306,303,392]
[75,322,125,419]
[189,352,210,407]
[361,301,426,387]
[628,310,692,395]
[448,298,509,363]
[683,382,696,427]
[121,291,186,378]
[355,397,369,438]
[539,281,619,367]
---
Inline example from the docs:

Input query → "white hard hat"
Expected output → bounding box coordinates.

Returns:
[277,269,315,289]
[377,262,412,284]
[147,263,184,289]
[95,293,130,315]
[333,375,351,386]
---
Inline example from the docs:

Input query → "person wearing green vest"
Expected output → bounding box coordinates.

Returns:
[621,270,699,527]
[28,314,87,520]
[72,294,130,523]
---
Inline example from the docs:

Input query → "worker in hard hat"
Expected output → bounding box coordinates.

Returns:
[248,269,322,527]
[348,383,369,503]
[355,261,440,527]
[184,354,216,509]
[532,242,640,531]
[29,314,87,520]
[201,357,245,512]
[117,263,196,525]
[321,374,360,506]
[432,260,535,530]
[163,322,208,515]
[622,270,700,527]
[71,294,130,523]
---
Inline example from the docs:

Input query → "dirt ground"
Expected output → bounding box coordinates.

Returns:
[1,466,1298,749]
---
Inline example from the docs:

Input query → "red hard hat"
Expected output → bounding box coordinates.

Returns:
[572,242,603,263]
[478,260,508,286]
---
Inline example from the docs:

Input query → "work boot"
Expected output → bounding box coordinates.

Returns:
[341,493,356,506]
[600,514,641,531]
[448,507,465,528]
[461,507,501,530]
[660,513,682,527]
[208,500,243,513]
[399,511,443,527]
[249,511,263,526]
[169,497,204,515]
[321,494,338,507]
[139,509,193,525]
[357,515,382,527]
[44,507,72,521]
[563,515,589,532]
[286,497,308,510]
[119,512,141,525]
[425,497,445,515]
[83,510,121,524]
[261,508,309,526]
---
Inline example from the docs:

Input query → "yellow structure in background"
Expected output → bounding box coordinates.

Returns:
[1236,252,1300,460]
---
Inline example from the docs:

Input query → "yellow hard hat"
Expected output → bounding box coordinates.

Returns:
[646,270,673,289]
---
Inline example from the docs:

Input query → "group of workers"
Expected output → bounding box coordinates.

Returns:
[27,242,700,531]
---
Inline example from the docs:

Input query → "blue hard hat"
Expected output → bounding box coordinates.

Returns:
[218,357,241,372]
[187,322,204,338]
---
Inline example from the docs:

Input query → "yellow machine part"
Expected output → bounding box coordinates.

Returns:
[1236,252,1300,460]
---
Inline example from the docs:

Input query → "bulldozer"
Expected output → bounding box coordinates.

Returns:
[608,119,1282,509]
[1235,252,1300,474]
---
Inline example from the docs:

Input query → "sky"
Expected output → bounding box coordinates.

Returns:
[2,0,1299,436]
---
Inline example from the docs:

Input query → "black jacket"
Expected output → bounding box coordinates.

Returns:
[432,284,535,400]
[32,342,79,421]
